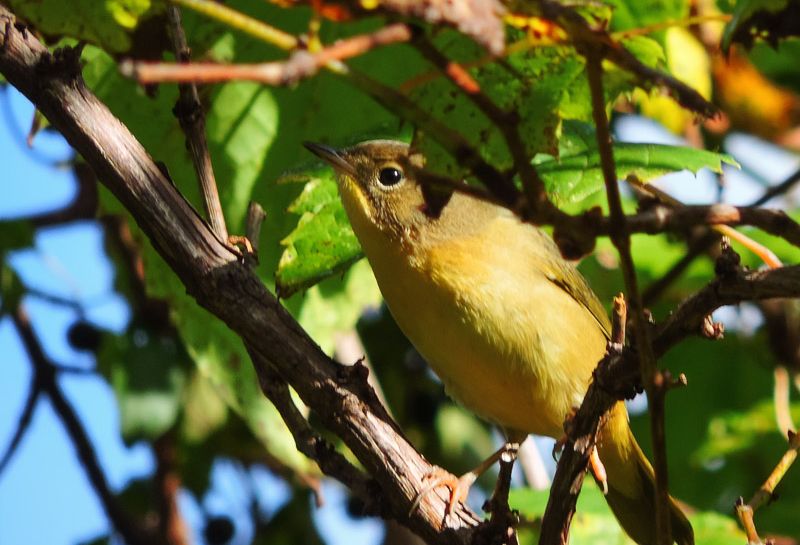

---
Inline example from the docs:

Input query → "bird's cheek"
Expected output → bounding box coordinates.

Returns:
[338,176,377,233]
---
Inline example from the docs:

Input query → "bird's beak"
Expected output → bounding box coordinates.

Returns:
[303,142,356,177]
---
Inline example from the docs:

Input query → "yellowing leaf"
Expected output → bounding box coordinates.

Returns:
[636,27,711,133]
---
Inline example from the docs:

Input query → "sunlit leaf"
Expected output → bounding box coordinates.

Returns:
[635,28,711,134]
[276,172,362,298]
[537,138,739,205]
[6,0,157,53]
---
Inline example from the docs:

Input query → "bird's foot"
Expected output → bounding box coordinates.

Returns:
[409,466,477,519]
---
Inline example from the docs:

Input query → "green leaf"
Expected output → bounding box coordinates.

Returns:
[693,398,800,463]
[0,221,35,255]
[607,0,690,45]
[82,41,313,475]
[536,136,739,205]
[411,32,589,177]
[205,81,278,229]
[511,481,746,544]
[295,259,381,355]
[98,326,191,442]
[275,172,362,298]
[6,0,157,53]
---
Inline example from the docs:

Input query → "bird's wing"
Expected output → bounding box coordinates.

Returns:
[532,230,613,341]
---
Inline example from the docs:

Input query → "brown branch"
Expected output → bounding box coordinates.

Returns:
[167,5,228,241]
[10,304,158,545]
[539,295,630,544]
[643,167,800,305]
[124,23,413,85]
[248,345,375,503]
[584,47,672,544]
[536,0,717,118]
[0,11,482,544]
[653,265,800,356]
[412,36,554,217]
[617,204,800,248]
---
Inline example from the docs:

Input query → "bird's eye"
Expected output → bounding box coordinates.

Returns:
[378,166,404,187]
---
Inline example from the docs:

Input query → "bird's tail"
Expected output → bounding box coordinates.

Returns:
[597,402,694,545]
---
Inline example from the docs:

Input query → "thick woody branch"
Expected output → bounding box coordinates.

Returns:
[247,344,375,502]
[0,10,479,544]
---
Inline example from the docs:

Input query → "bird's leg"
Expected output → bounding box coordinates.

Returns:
[409,442,514,518]
[483,440,520,515]
[478,436,523,545]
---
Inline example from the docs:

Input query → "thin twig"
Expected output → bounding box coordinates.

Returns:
[154,430,191,545]
[630,177,783,269]
[774,367,795,436]
[611,13,732,39]
[10,305,158,545]
[478,443,521,545]
[244,201,266,250]
[618,204,800,248]
[584,48,671,544]
[643,167,800,305]
[125,23,412,85]
[0,380,39,475]
[653,265,800,356]
[412,35,554,217]
[167,5,228,241]
[735,430,800,544]
[169,0,297,51]
[518,437,550,491]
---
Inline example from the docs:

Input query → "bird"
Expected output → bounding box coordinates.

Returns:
[304,139,693,545]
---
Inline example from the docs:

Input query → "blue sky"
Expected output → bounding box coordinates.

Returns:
[0,81,798,545]
[0,85,384,545]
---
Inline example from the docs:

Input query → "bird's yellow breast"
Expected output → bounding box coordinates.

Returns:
[351,200,608,437]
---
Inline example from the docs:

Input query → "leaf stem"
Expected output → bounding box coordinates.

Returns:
[169,0,298,51]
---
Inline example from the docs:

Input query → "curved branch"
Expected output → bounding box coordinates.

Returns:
[10,305,158,545]
[653,264,800,355]
[0,9,479,544]
[0,378,39,475]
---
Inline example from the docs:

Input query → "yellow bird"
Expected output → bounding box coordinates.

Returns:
[304,140,693,545]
